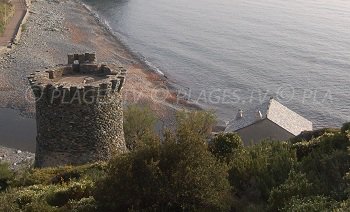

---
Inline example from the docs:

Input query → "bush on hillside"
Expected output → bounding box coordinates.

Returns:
[268,171,314,211]
[62,197,97,212]
[297,133,350,200]
[94,111,231,211]
[123,105,157,150]
[293,131,349,160]
[209,132,243,162]
[1,105,350,211]
[292,139,322,160]
[334,198,350,211]
[282,196,337,212]
[176,110,216,140]
[228,141,297,210]
[94,139,231,211]
[0,179,95,211]
[46,180,95,207]
[290,128,340,144]
[12,163,106,187]
[0,163,104,210]
[0,163,13,191]
[341,122,350,134]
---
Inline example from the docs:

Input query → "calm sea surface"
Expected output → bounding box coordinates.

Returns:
[0,108,36,152]
[84,0,350,128]
[3,0,350,151]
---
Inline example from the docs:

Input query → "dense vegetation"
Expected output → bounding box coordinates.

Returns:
[0,106,349,211]
[0,0,13,34]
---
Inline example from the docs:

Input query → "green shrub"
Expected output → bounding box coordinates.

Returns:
[63,197,97,212]
[268,171,314,211]
[1,109,349,211]
[21,23,26,32]
[15,184,48,209]
[176,110,216,140]
[290,128,340,143]
[46,180,94,207]
[0,164,103,210]
[293,131,349,160]
[228,141,297,208]
[209,132,243,161]
[20,201,58,212]
[0,180,95,211]
[282,196,337,212]
[341,122,350,134]
[94,111,231,211]
[13,163,106,187]
[95,142,231,211]
[334,198,350,211]
[344,172,350,197]
[13,166,75,186]
[293,139,321,160]
[297,133,350,200]
[0,191,20,211]
[123,105,157,150]
[0,162,13,191]
[300,150,350,200]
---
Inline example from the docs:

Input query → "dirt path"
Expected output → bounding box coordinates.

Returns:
[0,0,27,46]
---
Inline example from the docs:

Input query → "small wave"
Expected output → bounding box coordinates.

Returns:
[81,2,113,31]
[80,1,165,77]
[144,60,165,76]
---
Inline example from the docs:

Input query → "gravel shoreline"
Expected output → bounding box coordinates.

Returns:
[0,0,198,166]
[0,145,34,170]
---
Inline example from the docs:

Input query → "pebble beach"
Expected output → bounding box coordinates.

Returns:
[0,0,194,167]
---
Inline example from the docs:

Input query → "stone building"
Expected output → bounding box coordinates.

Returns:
[225,98,313,144]
[28,53,127,168]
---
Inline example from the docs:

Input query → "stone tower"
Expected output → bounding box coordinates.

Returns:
[28,53,127,168]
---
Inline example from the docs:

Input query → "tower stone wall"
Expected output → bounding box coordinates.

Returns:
[28,53,127,168]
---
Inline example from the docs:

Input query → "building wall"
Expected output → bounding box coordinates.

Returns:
[236,119,294,145]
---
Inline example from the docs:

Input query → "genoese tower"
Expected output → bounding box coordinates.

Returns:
[28,53,127,168]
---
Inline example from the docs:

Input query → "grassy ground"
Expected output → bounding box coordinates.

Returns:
[0,0,13,34]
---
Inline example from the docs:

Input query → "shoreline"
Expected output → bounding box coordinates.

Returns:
[77,0,202,111]
[79,1,166,76]
[0,0,202,160]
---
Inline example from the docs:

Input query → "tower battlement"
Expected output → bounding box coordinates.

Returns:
[28,53,126,103]
[28,53,127,168]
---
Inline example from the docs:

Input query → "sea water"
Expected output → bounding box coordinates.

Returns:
[83,0,350,128]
